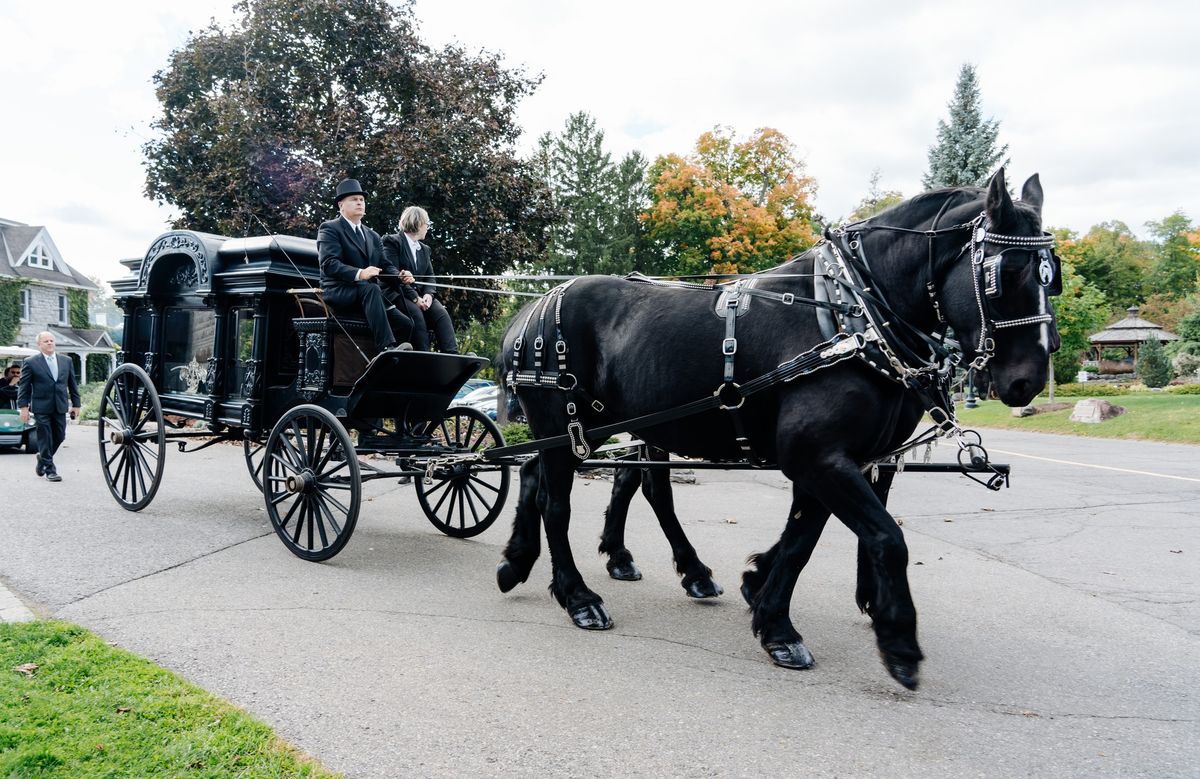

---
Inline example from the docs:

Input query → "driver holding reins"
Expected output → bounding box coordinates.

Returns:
[317,178,415,352]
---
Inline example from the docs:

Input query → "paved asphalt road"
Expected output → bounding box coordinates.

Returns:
[2,422,1197,778]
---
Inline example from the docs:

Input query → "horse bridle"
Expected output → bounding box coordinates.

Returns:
[843,209,1060,374]
[962,214,1059,370]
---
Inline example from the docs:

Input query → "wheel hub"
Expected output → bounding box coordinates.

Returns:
[109,428,134,445]
[286,469,316,494]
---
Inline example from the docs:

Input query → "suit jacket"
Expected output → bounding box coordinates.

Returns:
[317,217,402,305]
[17,353,79,415]
[381,234,438,301]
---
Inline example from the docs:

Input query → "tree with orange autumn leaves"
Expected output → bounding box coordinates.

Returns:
[644,127,820,277]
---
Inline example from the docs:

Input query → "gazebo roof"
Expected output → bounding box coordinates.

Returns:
[1089,306,1179,345]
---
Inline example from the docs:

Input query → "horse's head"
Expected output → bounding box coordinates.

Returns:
[941,170,1062,406]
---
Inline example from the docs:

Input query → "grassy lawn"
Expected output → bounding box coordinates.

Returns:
[956,392,1200,445]
[1,621,340,778]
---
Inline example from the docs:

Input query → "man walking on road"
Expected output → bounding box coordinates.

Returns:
[17,332,80,482]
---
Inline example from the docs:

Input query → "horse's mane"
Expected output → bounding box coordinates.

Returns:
[857,186,985,231]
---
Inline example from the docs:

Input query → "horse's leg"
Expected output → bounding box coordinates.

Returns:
[855,470,897,618]
[541,450,612,629]
[497,456,543,593]
[806,460,923,689]
[745,485,830,669]
[598,459,643,581]
[636,454,722,598]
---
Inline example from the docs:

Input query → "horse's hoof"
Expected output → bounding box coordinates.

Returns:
[684,577,723,598]
[882,656,920,690]
[569,602,613,630]
[608,560,642,581]
[496,560,526,593]
[763,640,815,669]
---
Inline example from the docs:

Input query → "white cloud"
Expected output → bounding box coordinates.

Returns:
[1,0,1196,283]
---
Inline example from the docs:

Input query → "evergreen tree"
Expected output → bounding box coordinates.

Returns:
[534,112,654,276]
[1137,337,1173,388]
[922,64,1009,190]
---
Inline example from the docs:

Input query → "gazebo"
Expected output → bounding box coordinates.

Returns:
[1088,306,1179,371]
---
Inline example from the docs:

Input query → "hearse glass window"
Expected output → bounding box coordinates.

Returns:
[162,308,216,395]
[230,308,255,397]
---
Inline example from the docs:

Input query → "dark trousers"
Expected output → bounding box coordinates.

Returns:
[324,282,414,350]
[400,297,458,354]
[35,411,66,475]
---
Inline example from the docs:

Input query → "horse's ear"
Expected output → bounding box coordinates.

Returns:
[1020,174,1043,215]
[985,169,1016,226]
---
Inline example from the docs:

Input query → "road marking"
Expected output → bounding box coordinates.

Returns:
[991,449,1200,483]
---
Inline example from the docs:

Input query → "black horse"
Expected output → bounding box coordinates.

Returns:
[496,171,1060,689]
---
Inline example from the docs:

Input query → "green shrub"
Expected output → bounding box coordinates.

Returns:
[1168,383,1200,395]
[1137,338,1173,388]
[500,422,531,445]
[78,382,106,421]
[1051,382,1127,397]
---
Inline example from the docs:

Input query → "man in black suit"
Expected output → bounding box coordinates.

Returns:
[318,179,414,351]
[17,332,80,482]
[382,206,458,353]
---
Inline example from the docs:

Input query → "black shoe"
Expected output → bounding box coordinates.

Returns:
[45,473,62,482]
[36,462,44,477]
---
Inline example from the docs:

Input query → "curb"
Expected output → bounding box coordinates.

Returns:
[0,581,35,623]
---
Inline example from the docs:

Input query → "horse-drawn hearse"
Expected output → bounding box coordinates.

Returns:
[101,171,1060,689]
[102,229,510,560]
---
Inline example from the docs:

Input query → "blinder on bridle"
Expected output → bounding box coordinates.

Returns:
[963,217,1060,371]
[981,238,1062,300]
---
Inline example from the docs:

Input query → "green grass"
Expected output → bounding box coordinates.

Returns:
[0,621,340,778]
[957,392,1200,444]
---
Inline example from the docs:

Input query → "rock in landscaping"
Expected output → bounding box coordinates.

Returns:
[1069,398,1126,423]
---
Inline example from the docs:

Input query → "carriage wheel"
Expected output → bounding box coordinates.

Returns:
[243,435,266,492]
[263,404,361,562]
[414,406,510,538]
[97,363,166,512]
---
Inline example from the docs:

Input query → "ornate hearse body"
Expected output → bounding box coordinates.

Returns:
[103,230,507,560]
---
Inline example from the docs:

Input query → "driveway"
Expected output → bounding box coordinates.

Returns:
[3,423,1197,777]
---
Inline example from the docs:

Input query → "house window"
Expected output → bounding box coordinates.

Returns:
[27,244,52,269]
[19,289,31,321]
[58,294,69,324]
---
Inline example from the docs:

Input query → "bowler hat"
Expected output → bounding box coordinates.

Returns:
[335,178,367,203]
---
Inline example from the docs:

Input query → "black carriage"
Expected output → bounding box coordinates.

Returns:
[102,230,510,560]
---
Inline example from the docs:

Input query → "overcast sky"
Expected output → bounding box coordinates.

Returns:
[1,0,1196,285]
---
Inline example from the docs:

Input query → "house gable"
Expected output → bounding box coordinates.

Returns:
[0,219,97,291]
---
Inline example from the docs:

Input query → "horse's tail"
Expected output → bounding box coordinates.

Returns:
[495,344,526,425]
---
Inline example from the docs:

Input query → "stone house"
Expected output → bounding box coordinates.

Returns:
[1,217,116,383]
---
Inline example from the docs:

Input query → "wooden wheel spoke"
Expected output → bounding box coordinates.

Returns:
[313,491,346,536]
[277,433,307,471]
[291,500,307,544]
[466,474,502,495]
[431,478,456,515]
[459,484,481,527]
[267,450,301,476]
[311,498,330,549]
[288,420,309,464]
[313,487,351,517]
[315,457,351,482]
